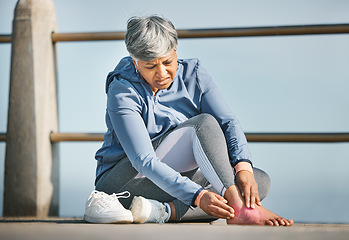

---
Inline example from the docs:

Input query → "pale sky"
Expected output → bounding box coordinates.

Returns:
[1,0,349,223]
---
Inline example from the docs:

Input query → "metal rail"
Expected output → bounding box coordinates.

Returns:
[50,132,103,142]
[47,132,349,143]
[1,24,349,43]
[48,132,349,143]
[2,132,349,143]
[0,133,5,142]
[51,24,349,42]
[0,34,11,43]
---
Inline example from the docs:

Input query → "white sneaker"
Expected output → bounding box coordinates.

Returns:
[84,190,133,224]
[130,196,169,223]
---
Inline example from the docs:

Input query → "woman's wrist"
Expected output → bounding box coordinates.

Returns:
[234,161,254,175]
[194,189,208,208]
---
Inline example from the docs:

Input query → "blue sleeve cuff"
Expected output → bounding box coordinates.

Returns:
[191,187,204,207]
[232,159,253,168]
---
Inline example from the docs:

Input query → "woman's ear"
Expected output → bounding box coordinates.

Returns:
[132,59,139,72]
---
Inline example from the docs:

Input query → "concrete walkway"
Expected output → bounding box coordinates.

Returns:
[1,218,349,240]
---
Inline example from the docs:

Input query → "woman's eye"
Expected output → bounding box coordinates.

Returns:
[164,61,172,65]
[145,65,156,69]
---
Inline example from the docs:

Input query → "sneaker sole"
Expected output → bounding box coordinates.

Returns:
[84,213,133,224]
[130,196,151,223]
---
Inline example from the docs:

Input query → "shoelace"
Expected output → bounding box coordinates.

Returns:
[90,191,131,208]
[110,191,131,200]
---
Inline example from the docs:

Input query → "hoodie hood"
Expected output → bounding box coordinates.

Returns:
[105,56,141,93]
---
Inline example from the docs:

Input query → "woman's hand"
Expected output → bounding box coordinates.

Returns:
[199,191,235,219]
[235,171,261,209]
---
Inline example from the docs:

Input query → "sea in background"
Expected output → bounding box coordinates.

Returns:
[0,0,348,224]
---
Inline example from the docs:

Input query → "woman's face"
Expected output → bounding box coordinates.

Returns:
[133,49,177,94]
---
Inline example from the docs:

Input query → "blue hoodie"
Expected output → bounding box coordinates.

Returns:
[95,57,252,206]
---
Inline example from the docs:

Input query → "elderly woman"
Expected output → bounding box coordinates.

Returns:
[90,15,293,226]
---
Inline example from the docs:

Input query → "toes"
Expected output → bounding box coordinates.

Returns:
[267,219,279,226]
[280,218,294,226]
[278,218,286,226]
[267,217,292,226]
[266,220,274,226]
[273,218,294,227]
[284,219,291,226]
[286,219,294,226]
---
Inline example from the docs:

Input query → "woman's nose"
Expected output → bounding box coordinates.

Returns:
[157,65,167,78]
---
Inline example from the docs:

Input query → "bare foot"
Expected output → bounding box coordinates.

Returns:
[227,205,294,226]
[225,185,294,226]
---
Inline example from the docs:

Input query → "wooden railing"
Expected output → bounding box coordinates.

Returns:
[49,132,349,143]
[1,24,349,43]
[2,132,349,143]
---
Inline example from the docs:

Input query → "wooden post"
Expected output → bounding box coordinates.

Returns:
[3,0,59,217]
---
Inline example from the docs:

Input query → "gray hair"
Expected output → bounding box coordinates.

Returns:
[125,15,178,62]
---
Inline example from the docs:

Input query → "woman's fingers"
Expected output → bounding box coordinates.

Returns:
[209,194,235,218]
[256,194,262,206]
[214,195,235,215]
[214,193,228,204]
[236,171,261,209]
[200,191,235,219]
[250,184,260,209]
[209,205,235,219]
[244,186,251,208]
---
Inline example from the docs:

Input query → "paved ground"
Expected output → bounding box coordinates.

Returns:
[1,218,349,240]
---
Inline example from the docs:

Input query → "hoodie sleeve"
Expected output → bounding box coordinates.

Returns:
[107,78,202,206]
[195,60,253,167]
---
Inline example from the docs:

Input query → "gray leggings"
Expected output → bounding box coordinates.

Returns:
[95,114,270,221]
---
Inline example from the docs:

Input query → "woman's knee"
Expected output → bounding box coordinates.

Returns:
[193,114,226,146]
[181,114,223,140]
[191,113,220,130]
